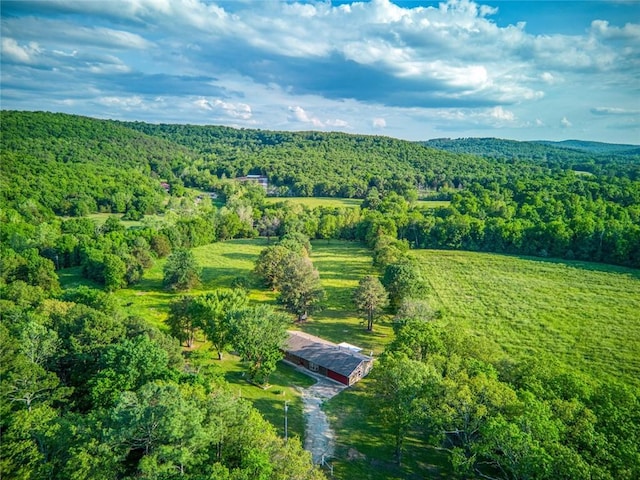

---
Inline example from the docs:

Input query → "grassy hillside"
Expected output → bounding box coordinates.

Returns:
[413,250,640,386]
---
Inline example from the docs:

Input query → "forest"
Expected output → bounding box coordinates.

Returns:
[1,110,639,479]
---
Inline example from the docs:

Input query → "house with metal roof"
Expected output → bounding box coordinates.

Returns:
[284,331,373,386]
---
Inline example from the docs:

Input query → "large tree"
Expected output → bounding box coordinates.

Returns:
[228,305,289,384]
[279,255,325,321]
[253,245,293,291]
[162,249,201,291]
[381,256,426,310]
[353,275,388,331]
[374,353,436,465]
[194,289,248,360]
[167,296,199,348]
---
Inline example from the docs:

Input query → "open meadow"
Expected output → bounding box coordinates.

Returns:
[263,196,450,211]
[413,250,640,387]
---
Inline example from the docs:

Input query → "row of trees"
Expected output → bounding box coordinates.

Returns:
[167,289,289,385]
[3,111,638,268]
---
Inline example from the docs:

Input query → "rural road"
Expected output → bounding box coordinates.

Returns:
[298,374,346,464]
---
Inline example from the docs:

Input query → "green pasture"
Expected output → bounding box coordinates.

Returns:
[414,199,450,208]
[263,196,450,211]
[264,197,363,208]
[86,212,155,229]
[324,378,450,480]
[413,250,640,387]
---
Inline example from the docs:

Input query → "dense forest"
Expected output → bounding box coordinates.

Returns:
[3,111,639,268]
[1,110,639,479]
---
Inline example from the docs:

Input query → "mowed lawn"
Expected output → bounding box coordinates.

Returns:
[413,249,640,386]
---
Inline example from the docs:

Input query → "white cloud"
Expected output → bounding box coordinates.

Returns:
[288,105,323,127]
[1,38,40,64]
[561,117,572,128]
[489,106,516,122]
[195,98,252,120]
[326,118,349,128]
[1,0,638,143]
[372,117,386,129]
[97,95,145,109]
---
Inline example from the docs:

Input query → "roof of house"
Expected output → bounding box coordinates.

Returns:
[285,331,372,378]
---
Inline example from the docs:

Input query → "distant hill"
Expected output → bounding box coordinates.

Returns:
[423,137,639,176]
[534,139,640,156]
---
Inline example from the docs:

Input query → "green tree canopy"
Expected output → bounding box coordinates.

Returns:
[353,275,388,331]
[228,305,289,385]
[162,248,201,291]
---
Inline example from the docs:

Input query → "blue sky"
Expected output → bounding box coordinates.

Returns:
[2,0,639,143]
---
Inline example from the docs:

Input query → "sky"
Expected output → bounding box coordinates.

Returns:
[1,0,639,144]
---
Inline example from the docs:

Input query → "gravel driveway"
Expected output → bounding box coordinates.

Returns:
[298,373,346,464]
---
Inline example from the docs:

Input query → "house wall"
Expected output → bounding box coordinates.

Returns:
[327,370,350,385]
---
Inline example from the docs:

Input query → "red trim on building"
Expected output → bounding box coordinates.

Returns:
[327,370,349,385]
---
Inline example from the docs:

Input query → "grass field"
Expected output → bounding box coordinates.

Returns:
[413,250,640,387]
[264,197,363,208]
[203,352,316,440]
[80,239,386,454]
[86,212,162,229]
[263,196,450,211]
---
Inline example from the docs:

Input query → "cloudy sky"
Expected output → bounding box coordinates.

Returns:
[2,0,639,143]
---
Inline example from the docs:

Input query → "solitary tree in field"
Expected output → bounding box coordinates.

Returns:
[254,245,292,291]
[167,296,199,348]
[353,275,388,331]
[163,249,201,291]
[195,289,248,360]
[279,255,324,321]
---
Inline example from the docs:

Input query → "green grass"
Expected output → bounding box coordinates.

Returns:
[300,241,393,356]
[85,213,153,229]
[59,239,640,480]
[324,378,450,480]
[414,200,450,208]
[263,196,450,211]
[412,250,640,387]
[264,197,363,208]
[205,353,316,440]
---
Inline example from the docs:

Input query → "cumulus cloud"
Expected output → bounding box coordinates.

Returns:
[288,106,324,127]
[196,98,252,120]
[1,0,638,143]
[286,106,349,129]
[1,38,41,64]
[561,117,572,128]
